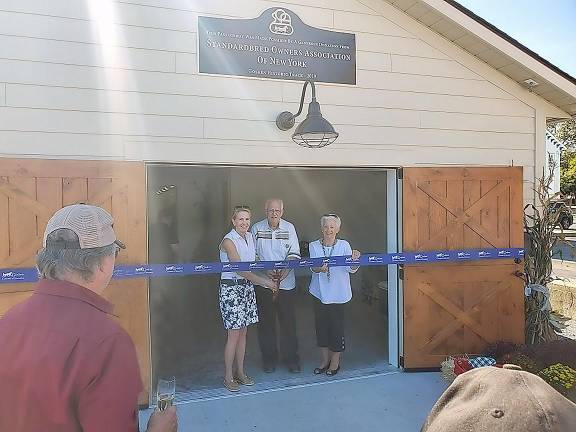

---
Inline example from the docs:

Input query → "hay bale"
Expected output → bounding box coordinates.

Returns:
[549,280,576,319]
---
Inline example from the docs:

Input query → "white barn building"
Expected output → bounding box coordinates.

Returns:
[0,0,575,403]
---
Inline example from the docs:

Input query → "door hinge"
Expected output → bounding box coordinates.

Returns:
[398,265,404,280]
[397,168,403,180]
[399,355,404,367]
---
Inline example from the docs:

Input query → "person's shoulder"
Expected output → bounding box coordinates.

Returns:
[0,291,132,359]
[86,327,139,378]
[0,299,32,340]
[223,229,238,240]
[252,219,268,231]
[308,240,322,257]
[0,296,31,322]
[40,296,129,346]
[281,219,297,230]
[83,308,132,345]
[337,239,352,249]
[105,326,137,350]
[220,237,234,251]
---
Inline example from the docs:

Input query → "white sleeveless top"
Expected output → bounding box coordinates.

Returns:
[219,229,256,280]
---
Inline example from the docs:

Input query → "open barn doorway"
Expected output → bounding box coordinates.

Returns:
[147,165,395,396]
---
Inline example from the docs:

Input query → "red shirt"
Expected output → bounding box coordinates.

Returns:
[0,279,143,432]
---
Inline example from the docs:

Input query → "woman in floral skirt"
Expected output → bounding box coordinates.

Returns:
[219,205,277,392]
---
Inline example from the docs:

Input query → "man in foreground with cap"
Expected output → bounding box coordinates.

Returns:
[0,204,177,432]
[421,365,576,432]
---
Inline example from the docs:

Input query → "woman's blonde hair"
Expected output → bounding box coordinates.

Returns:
[232,205,251,219]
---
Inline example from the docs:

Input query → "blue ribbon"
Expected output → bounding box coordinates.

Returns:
[0,248,524,284]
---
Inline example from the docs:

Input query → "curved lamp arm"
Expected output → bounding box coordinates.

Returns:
[276,80,316,131]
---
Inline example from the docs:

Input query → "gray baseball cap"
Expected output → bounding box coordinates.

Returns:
[43,204,126,250]
[421,366,576,432]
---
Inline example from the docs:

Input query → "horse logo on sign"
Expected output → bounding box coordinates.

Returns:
[270,9,294,35]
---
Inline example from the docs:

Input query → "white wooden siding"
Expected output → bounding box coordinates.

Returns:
[390,55,482,80]
[0,107,204,137]
[6,83,533,134]
[0,131,125,158]
[356,70,513,98]
[0,0,544,203]
[118,137,534,165]
[0,35,177,73]
[0,11,198,53]
[0,0,334,30]
[355,33,448,58]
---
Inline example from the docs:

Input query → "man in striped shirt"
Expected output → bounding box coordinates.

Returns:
[251,199,302,373]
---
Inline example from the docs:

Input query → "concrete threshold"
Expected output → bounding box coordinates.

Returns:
[177,365,399,404]
[140,369,447,432]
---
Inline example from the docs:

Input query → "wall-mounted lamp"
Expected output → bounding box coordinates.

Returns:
[276,80,338,148]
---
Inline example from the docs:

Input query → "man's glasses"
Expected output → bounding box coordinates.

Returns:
[267,209,282,214]
[114,244,121,257]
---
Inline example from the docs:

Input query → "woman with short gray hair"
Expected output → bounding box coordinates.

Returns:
[309,213,361,376]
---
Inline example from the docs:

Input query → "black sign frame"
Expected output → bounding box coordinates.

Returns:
[198,8,356,85]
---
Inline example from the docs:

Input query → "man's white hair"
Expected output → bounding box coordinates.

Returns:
[265,198,284,211]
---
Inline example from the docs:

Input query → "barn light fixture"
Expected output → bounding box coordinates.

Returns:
[276,80,338,148]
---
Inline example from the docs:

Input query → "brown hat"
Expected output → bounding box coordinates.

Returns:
[421,366,576,432]
[43,204,125,250]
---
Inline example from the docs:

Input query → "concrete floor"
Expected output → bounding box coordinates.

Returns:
[151,274,389,393]
[139,371,448,432]
[146,262,404,430]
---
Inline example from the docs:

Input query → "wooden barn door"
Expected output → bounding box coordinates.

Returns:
[402,167,524,368]
[0,159,150,402]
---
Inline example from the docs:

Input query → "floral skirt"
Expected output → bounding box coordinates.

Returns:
[219,279,259,330]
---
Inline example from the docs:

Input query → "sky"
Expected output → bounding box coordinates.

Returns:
[455,0,576,77]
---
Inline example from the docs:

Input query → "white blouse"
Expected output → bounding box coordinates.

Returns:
[308,239,357,304]
[219,229,256,280]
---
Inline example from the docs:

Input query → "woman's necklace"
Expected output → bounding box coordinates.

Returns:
[321,239,336,281]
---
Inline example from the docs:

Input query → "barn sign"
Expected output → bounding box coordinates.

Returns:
[198,8,356,84]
